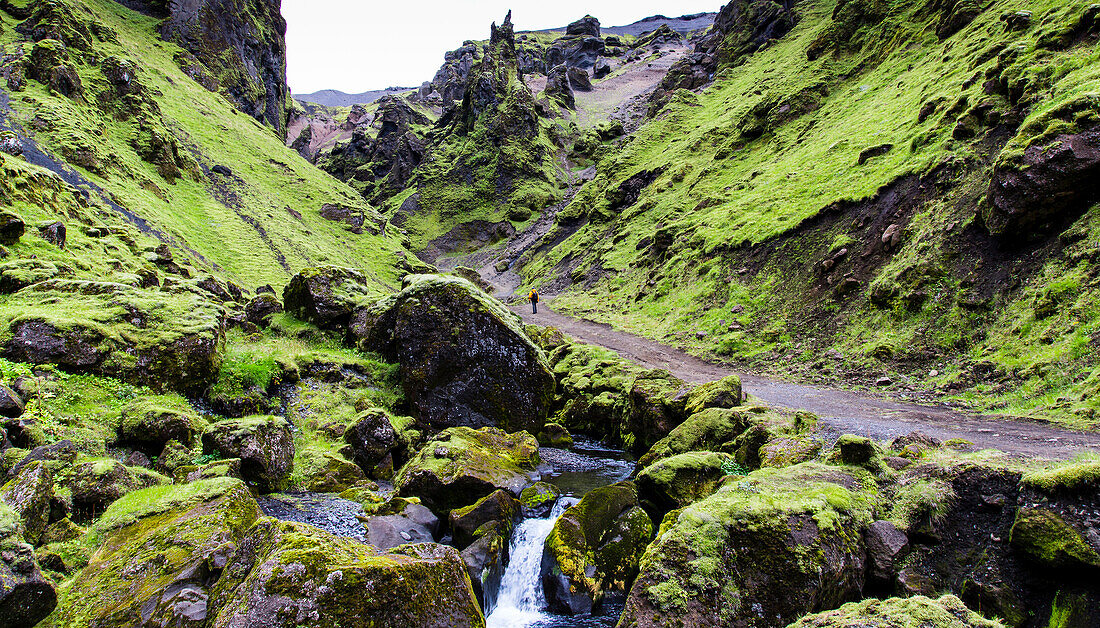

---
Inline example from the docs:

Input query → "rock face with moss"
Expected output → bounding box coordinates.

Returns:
[542,481,653,615]
[789,594,1002,628]
[0,460,51,544]
[360,275,555,433]
[209,519,484,627]
[636,451,737,516]
[202,416,294,492]
[62,458,167,520]
[0,502,56,627]
[283,265,375,330]
[395,426,540,516]
[60,478,262,626]
[0,281,225,393]
[620,463,875,628]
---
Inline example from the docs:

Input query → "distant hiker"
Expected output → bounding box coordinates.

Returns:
[529,288,539,314]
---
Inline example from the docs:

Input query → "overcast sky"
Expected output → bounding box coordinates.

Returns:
[282,1,723,94]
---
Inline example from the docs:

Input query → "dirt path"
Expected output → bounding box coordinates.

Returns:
[514,304,1100,460]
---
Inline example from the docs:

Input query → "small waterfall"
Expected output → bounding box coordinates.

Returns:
[486,498,575,628]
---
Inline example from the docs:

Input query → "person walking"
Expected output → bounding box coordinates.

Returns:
[529,288,539,314]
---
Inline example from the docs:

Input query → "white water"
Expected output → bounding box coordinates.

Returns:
[486,499,576,628]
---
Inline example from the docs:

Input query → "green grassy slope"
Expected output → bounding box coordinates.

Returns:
[1,0,407,290]
[521,0,1100,427]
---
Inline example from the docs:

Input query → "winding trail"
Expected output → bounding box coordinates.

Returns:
[513,304,1100,460]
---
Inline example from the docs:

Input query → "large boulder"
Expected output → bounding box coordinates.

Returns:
[0,281,225,393]
[244,293,283,327]
[0,211,24,246]
[202,416,294,492]
[636,451,736,516]
[625,370,693,455]
[283,265,374,329]
[356,275,555,434]
[542,481,653,615]
[395,427,540,516]
[207,519,485,627]
[0,460,51,544]
[636,406,753,467]
[619,463,876,628]
[116,396,207,455]
[342,408,401,476]
[0,502,56,627]
[566,15,600,37]
[0,385,23,418]
[790,594,1001,628]
[449,489,520,550]
[59,478,262,627]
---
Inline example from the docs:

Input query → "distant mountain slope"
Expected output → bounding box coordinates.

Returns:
[295,87,415,108]
[596,12,717,37]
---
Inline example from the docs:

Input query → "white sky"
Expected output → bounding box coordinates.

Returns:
[282,1,723,94]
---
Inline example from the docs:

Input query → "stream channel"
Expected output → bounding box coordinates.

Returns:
[256,436,634,627]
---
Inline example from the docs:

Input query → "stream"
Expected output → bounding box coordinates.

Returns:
[486,437,633,627]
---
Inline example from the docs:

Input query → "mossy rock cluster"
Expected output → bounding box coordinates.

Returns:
[790,594,1002,628]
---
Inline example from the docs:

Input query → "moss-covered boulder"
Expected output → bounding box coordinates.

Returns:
[636,451,736,515]
[537,422,573,448]
[0,460,51,544]
[202,416,294,492]
[343,408,400,477]
[759,435,822,468]
[547,342,644,444]
[207,519,484,627]
[682,374,742,416]
[542,481,653,615]
[636,407,753,468]
[0,385,23,418]
[59,478,261,626]
[449,489,520,550]
[832,434,883,468]
[116,396,207,455]
[520,481,561,518]
[1010,507,1100,570]
[625,370,693,455]
[0,280,225,393]
[61,458,167,520]
[395,427,540,516]
[244,293,282,327]
[294,447,365,493]
[7,439,76,478]
[357,275,555,433]
[0,502,56,628]
[283,265,374,329]
[461,520,509,615]
[790,594,1001,627]
[620,463,877,628]
[0,211,23,246]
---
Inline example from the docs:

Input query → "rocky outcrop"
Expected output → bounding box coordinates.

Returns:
[244,293,282,326]
[0,212,23,246]
[542,481,653,615]
[394,426,540,516]
[0,281,225,393]
[209,519,484,627]
[155,0,289,137]
[984,129,1100,239]
[566,15,600,37]
[283,265,374,329]
[355,275,555,433]
[620,463,875,628]
[201,416,294,492]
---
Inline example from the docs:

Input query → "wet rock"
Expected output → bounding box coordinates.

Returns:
[985,130,1100,239]
[0,385,23,418]
[362,501,440,549]
[62,458,166,520]
[59,478,261,627]
[537,422,573,448]
[201,416,294,493]
[790,594,1000,627]
[208,519,483,627]
[461,522,509,615]
[543,481,653,615]
[283,265,374,329]
[8,440,76,478]
[865,520,910,583]
[519,481,561,518]
[395,427,540,516]
[0,502,56,627]
[357,275,555,434]
[449,489,520,550]
[620,463,874,628]
[636,451,735,515]
[0,212,23,246]
[0,460,51,544]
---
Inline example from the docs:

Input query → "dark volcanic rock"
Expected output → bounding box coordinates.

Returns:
[545,63,575,109]
[593,58,612,79]
[244,292,282,326]
[567,66,592,91]
[157,0,289,136]
[0,212,24,246]
[354,275,555,433]
[984,130,1100,238]
[282,265,373,329]
[449,489,520,550]
[201,416,294,492]
[0,501,56,627]
[342,408,401,476]
[566,15,600,37]
[0,385,23,418]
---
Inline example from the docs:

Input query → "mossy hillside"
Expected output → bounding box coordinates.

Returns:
[1,0,409,289]
[521,0,1100,427]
